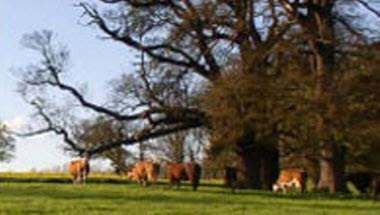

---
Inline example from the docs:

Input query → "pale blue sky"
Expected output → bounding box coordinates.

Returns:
[0,1,133,171]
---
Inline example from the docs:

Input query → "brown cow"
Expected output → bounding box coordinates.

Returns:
[127,161,160,186]
[272,168,307,193]
[69,157,90,184]
[166,162,202,191]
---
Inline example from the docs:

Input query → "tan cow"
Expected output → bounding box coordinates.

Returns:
[69,157,90,184]
[127,161,160,186]
[272,168,307,193]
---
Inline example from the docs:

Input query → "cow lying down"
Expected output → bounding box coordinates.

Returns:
[273,168,307,193]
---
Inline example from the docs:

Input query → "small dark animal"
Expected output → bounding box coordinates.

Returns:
[224,166,238,192]
[166,162,202,191]
[345,172,373,194]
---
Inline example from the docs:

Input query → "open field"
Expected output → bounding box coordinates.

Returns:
[0,172,126,184]
[0,177,379,215]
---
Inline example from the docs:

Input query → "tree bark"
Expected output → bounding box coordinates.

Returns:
[304,3,340,193]
[317,144,346,192]
[237,144,261,189]
[334,145,346,192]
[235,132,279,189]
[260,147,279,190]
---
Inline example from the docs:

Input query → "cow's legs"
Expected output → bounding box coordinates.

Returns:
[168,179,174,189]
[138,174,146,186]
[282,184,288,194]
[83,173,87,184]
[73,175,79,184]
[293,179,302,192]
[78,173,85,184]
[301,182,306,193]
[147,173,156,187]
[168,178,179,189]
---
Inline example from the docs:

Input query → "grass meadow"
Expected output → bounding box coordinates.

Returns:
[0,173,379,215]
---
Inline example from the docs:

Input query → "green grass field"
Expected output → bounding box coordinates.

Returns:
[0,178,379,215]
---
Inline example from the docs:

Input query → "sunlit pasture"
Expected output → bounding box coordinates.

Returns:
[0,177,378,215]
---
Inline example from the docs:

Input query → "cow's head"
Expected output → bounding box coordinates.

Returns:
[272,183,281,192]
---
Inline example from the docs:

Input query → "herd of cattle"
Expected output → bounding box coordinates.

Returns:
[69,158,202,190]
[69,157,380,200]
[125,161,202,191]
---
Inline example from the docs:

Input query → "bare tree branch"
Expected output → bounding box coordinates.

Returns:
[12,101,86,154]
[356,0,380,19]
[79,3,214,79]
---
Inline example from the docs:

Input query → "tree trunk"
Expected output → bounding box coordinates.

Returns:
[260,147,279,190]
[139,142,145,161]
[317,144,346,192]
[235,133,279,189]
[334,145,346,192]
[237,144,261,189]
[306,17,338,192]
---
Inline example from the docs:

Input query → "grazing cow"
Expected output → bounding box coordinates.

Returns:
[345,172,373,194]
[69,156,90,184]
[167,162,202,191]
[127,161,160,186]
[224,166,238,192]
[272,168,307,193]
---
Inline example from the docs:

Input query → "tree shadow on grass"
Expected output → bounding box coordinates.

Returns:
[195,188,380,212]
[250,190,375,201]
[197,186,375,201]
